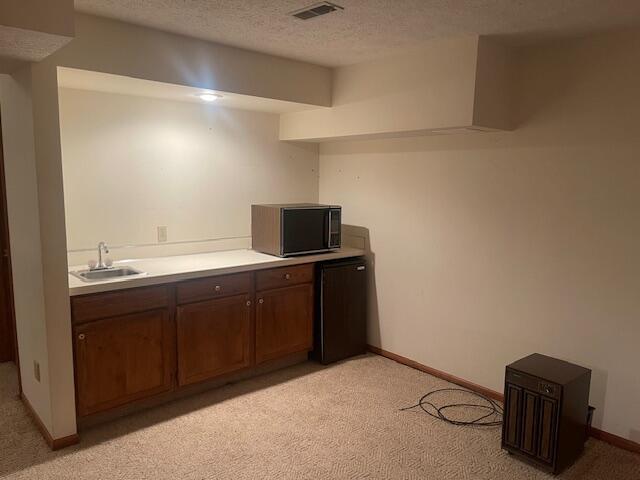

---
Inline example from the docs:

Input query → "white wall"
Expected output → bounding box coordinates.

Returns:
[0,70,52,430]
[319,29,640,442]
[59,88,319,265]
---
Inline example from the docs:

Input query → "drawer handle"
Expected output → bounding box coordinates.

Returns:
[258,298,264,304]
[78,334,85,340]
[214,285,221,292]
[284,273,291,280]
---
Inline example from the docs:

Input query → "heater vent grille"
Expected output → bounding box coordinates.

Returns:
[291,2,344,20]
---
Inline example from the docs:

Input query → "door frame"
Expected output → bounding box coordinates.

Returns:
[0,109,20,393]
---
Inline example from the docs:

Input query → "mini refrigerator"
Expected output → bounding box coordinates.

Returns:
[312,257,367,364]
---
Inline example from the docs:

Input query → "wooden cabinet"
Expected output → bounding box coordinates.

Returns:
[502,354,591,474]
[71,262,319,419]
[256,283,313,364]
[503,381,560,468]
[177,294,253,386]
[74,308,174,417]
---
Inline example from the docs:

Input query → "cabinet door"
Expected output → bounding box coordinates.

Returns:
[74,309,174,416]
[503,383,522,448]
[520,390,539,456]
[176,294,252,386]
[537,397,557,464]
[256,284,313,364]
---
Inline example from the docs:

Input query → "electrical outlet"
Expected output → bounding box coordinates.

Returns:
[157,226,168,243]
[33,361,40,382]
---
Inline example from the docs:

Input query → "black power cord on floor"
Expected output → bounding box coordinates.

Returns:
[400,388,503,427]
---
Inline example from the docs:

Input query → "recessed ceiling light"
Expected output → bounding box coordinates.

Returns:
[197,93,222,102]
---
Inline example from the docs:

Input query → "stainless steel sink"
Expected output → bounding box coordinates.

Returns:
[70,266,145,282]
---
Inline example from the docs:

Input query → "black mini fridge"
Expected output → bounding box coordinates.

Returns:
[312,257,367,365]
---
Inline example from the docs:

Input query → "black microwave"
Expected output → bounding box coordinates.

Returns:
[251,203,341,257]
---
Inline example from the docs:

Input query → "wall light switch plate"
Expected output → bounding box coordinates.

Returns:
[157,226,168,243]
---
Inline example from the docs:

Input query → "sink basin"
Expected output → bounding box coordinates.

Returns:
[70,266,145,282]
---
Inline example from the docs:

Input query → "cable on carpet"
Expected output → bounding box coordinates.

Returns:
[400,388,503,427]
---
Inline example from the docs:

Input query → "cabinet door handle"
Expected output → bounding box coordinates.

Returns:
[284,273,291,280]
[258,298,264,304]
[78,334,85,340]
[214,285,221,292]
[246,300,251,306]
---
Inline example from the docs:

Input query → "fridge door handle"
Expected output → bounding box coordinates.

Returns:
[326,208,332,247]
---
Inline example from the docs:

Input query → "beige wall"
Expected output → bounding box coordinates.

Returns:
[52,14,331,107]
[280,36,511,141]
[59,88,319,265]
[30,60,77,438]
[0,70,53,431]
[319,29,640,442]
[280,36,478,141]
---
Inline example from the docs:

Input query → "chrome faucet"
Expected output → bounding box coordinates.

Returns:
[96,241,110,270]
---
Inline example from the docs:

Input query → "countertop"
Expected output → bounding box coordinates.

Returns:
[68,247,365,296]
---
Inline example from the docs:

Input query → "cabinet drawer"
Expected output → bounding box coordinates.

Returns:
[177,272,252,305]
[256,263,314,291]
[506,368,560,400]
[71,285,171,324]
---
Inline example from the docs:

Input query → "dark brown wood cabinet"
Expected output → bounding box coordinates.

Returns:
[74,308,174,416]
[176,294,253,386]
[502,353,591,474]
[256,266,314,364]
[71,263,318,419]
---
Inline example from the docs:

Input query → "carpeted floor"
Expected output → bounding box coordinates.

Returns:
[1,355,638,479]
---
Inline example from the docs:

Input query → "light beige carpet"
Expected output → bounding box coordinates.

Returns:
[1,355,638,479]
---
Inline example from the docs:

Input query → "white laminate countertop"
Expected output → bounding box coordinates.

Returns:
[67,247,365,296]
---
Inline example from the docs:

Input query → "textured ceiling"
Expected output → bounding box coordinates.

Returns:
[74,0,640,67]
[0,25,72,73]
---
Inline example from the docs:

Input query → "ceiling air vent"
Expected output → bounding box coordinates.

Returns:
[291,2,344,20]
